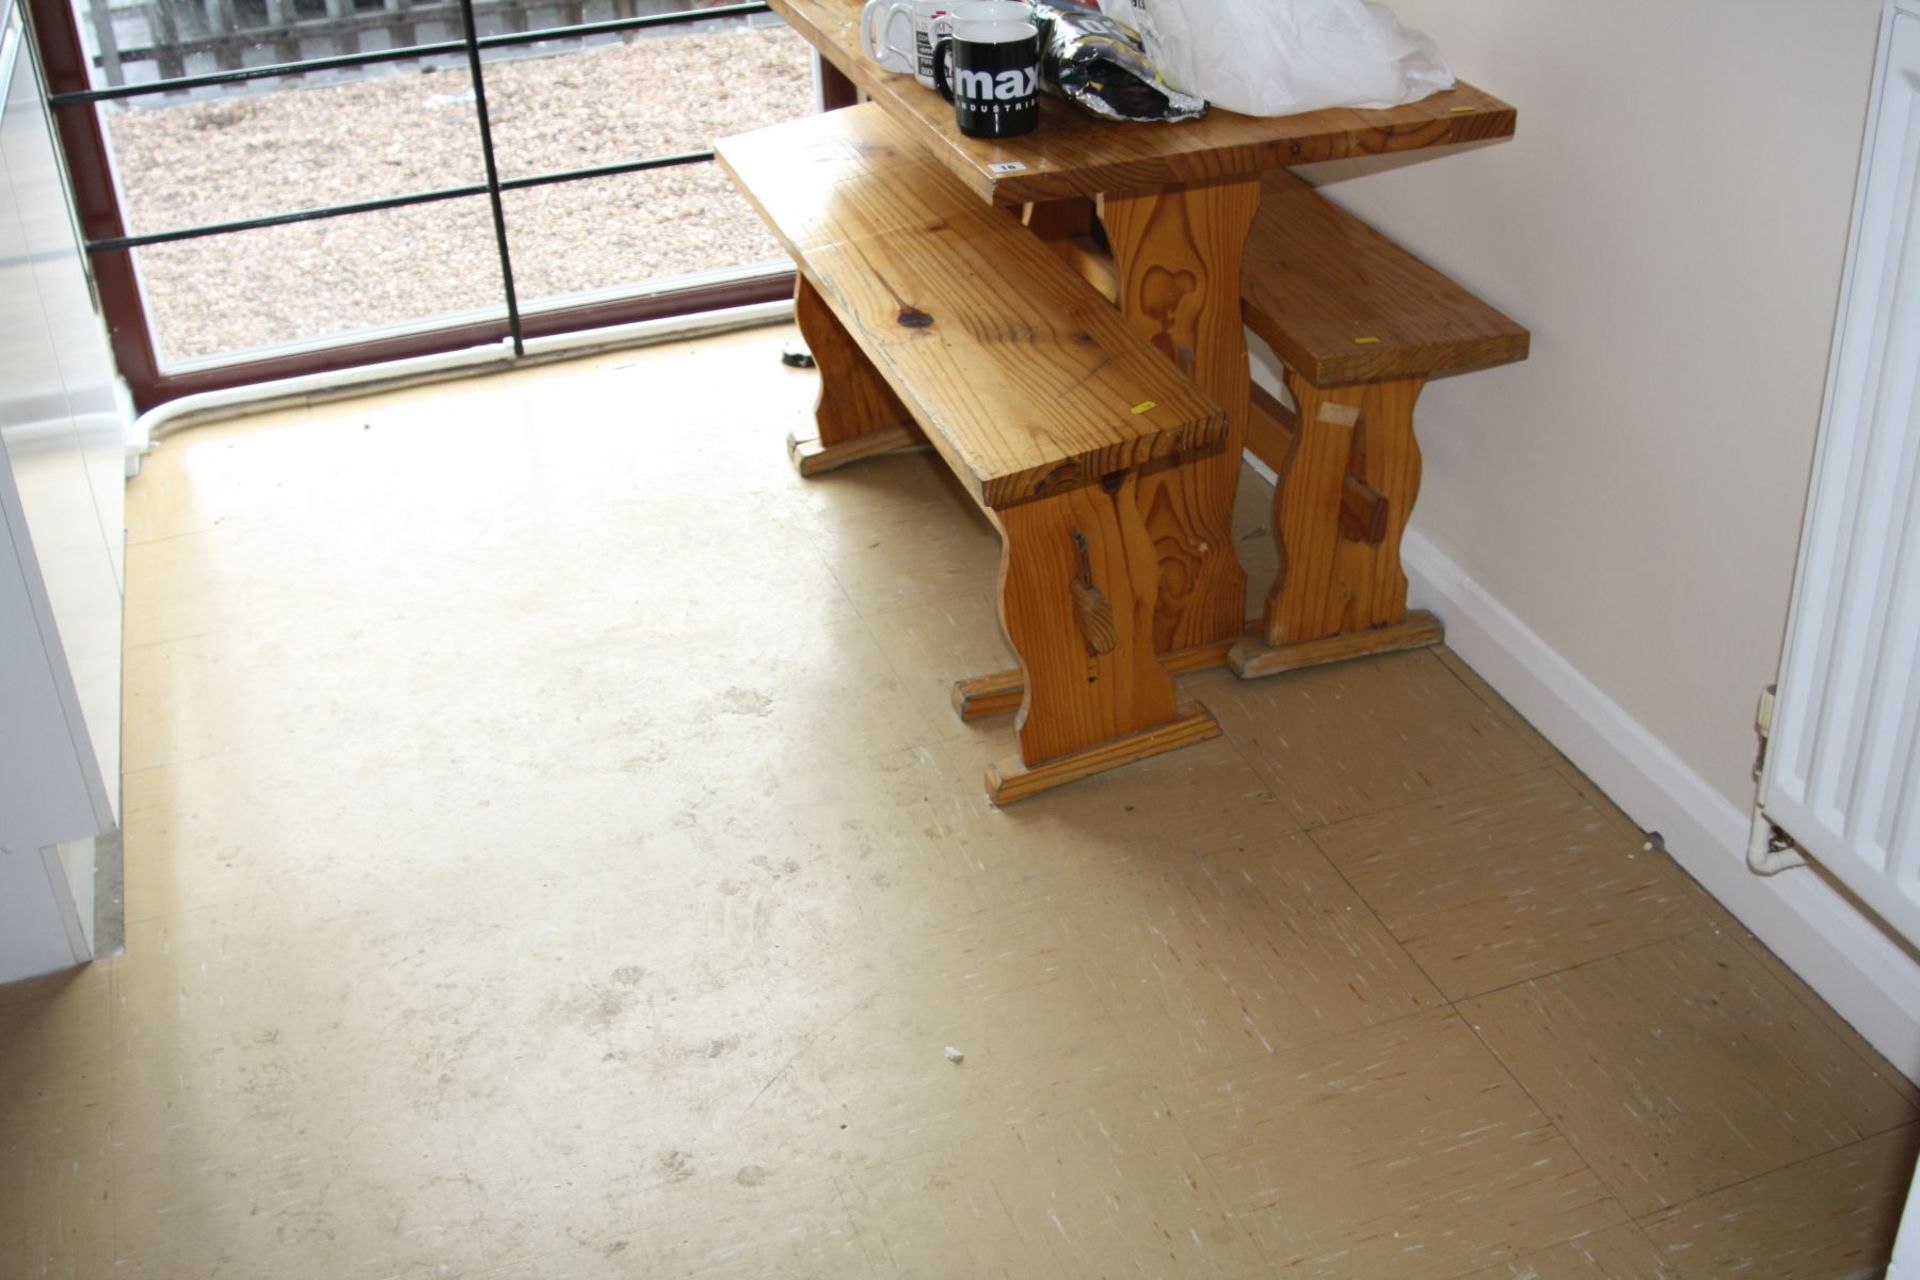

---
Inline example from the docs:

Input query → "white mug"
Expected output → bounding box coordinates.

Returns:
[945,1,1031,19]
[865,0,1027,85]
[910,2,1026,88]
[860,0,917,75]
[910,1,955,90]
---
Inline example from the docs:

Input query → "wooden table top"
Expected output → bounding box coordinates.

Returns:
[769,0,1517,205]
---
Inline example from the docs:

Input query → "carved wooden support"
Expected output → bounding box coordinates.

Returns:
[788,274,923,473]
[1263,370,1427,646]
[1100,176,1260,655]
[986,472,1219,802]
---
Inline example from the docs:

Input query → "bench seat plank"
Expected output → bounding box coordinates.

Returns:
[1243,168,1529,387]
[717,105,1225,511]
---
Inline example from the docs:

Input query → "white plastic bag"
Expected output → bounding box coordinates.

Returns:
[1098,0,1453,117]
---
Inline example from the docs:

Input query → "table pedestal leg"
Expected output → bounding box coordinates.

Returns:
[1100,176,1260,653]
[985,472,1219,804]
[788,274,924,475]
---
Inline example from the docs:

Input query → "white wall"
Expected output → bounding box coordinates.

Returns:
[1255,0,1920,1069]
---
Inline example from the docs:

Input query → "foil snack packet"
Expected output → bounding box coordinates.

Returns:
[1028,0,1206,123]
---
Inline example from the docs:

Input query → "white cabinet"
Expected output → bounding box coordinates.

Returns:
[0,0,126,981]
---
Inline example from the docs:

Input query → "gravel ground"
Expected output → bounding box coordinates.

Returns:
[106,24,813,363]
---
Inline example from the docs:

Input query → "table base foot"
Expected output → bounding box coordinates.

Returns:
[787,426,927,477]
[1227,610,1444,680]
[986,701,1220,805]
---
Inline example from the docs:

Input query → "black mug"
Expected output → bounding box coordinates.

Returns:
[932,18,1040,140]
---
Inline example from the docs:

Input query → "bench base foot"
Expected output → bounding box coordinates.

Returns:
[952,611,1444,721]
[1227,610,1444,680]
[985,702,1221,805]
[950,669,1025,722]
[951,626,1252,722]
[787,426,927,477]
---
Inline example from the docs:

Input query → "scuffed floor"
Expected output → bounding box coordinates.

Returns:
[2,325,1915,1278]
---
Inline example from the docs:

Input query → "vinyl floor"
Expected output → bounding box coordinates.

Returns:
[2,325,1915,1279]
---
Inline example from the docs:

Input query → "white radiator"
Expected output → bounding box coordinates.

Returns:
[1760,6,1920,947]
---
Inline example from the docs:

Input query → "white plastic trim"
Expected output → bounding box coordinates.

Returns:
[128,298,796,458]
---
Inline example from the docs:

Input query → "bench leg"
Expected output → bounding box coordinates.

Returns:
[1230,371,1441,677]
[788,275,924,476]
[984,473,1221,804]
[1100,176,1260,654]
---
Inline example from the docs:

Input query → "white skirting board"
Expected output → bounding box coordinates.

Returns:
[1401,527,1920,1080]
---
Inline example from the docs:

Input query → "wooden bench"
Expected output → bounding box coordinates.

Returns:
[716,104,1230,803]
[1231,167,1530,678]
[949,174,1530,712]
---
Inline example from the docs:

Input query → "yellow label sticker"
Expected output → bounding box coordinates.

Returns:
[1448,105,1476,113]
[1353,336,1381,345]
[1131,401,1157,415]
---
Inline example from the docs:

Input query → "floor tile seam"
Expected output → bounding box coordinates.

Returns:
[1292,821,1453,1009]
[1146,1002,1468,1167]
[1428,1212,1681,1280]
[1054,860,1449,1063]
[845,607,981,748]
[1447,996,1631,1224]
[1716,934,1920,1126]
[1429,921,1726,1008]
[765,500,875,617]
[1429,647,1565,769]
[1614,825,1756,921]
[1287,759,1567,840]
[1173,840,1455,1035]
[1624,1117,1920,1231]
[853,580,1002,620]
[1424,1213,1659,1280]
[1549,760,1651,847]
[131,485,821,564]
[122,591,611,652]
[810,548,986,628]
[980,1143,1067,1276]
[781,483,997,542]
[1461,1013,1912,1234]
[382,1176,856,1280]
[982,1077,1274,1278]
[1623,1217,1683,1278]
[116,897,246,930]
[1864,1109,1920,1138]
[121,605,479,656]
[1130,1084,1286,1276]
[1445,924,1759,1016]
[823,1172,887,1280]
[830,1075,1169,1187]
[106,920,126,1280]
[101,899,238,954]
[1589,911,1920,1129]
[789,466,1000,520]
[1288,752,1708,1000]
[1189,721,1297,830]
[123,510,289,550]
[121,625,252,656]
